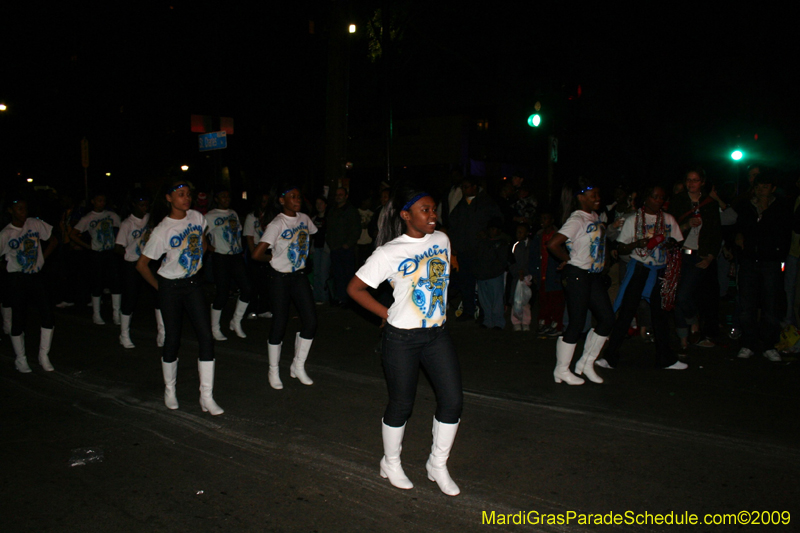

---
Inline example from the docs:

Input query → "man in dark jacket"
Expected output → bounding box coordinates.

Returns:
[448,178,503,321]
[326,187,361,306]
[734,172,791,362]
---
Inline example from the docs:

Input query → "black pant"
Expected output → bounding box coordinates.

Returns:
[268,270,317,345]
[211,253,251,309]
[604,261,676,367]
[330,248,355,304]
[8,272,54,336]
[247,260,272,315]
[381,324,463,427]
[121,261,159,315]
[562,265,614,343]
[157,275,213,363]
[90,250,121,297]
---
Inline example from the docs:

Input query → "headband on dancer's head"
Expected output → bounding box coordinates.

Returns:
[574,185,595,197]
[402,193,430,212]
[169,183,188,194]
[281,187,299,197]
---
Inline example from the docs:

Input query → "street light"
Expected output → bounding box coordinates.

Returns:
[349,24,356,34]
[181,165,189,171]
[731,150,744,161]
[0,104,7,112]
[527,114,541,127]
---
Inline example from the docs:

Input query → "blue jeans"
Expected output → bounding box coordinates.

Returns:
[381,324,463,427]
[477,274,505,328]
[158,275,214,363]
[738,258,782,352]
[674,252,704,339]
[268,269,317,345]
[312,246,331,303]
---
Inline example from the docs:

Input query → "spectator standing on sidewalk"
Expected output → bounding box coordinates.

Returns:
[326,187,360,307]
[734,172,792,362]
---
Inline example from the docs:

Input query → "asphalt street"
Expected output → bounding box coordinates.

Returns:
[2,295,798,532]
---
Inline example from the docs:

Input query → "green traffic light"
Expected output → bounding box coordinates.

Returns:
[731,150,743,161]
[527,114,541,127]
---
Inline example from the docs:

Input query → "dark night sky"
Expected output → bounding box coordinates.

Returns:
[3,2,799,198]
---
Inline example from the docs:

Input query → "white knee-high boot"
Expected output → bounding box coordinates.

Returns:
[119,314,135,349]
[554,337,584,385]
[155,309,165,347]
[268,343,283,389]
[380,420,413,489]
[426,417,461,496]
[574,329,606,384]
[111,294,122,325]
[228,299,248,338]
[38,328,55,372]
[92,296,105,325]
[210,306,227,341]
[161,359,179,409]
[1,306,11,335]
[11,334,31,373]
[198,360,224,415]
[290,333,313,385]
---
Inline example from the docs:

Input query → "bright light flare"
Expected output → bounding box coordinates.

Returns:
[181,165,189,171]
[731,150,743,161]
[0,104,7,111]
[27,178,33,183]
[527,114,541,127]
[349,24,356,33]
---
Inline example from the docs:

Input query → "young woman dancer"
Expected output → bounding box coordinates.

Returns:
[71,191,122,325]
[115,190,164,348]
[205,190,251,340]
[136,181,223,415]
[546,179,615,385]
[252,186,317,390]
[0,196,58,373]
[243,193,272,319]
[347,184,463,496]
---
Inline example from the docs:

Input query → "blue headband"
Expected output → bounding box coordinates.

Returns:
[281,187,298,197]
[169,183,188,193]
[402,193,430,212]
[575,185,595,197]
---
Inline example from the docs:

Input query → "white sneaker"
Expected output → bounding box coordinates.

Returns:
[665,361,688,370]
[513,324,522,332]
[258,312,273,318]
[595,358,614,369]
[737,347,754,359]
[522,324,530,331]
[762,349,782,362]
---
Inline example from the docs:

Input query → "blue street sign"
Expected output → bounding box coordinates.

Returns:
[198,131,227,152]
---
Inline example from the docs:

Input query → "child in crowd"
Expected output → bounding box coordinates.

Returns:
[509,223,533,331]
[532,210,564,336]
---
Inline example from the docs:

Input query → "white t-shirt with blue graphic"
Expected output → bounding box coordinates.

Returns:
[205,209,243,255]
[243,212,265,242]
[260,213,317,273]
[74,210,121,251]
[116,214,151,263]
[558,210,606,273]
[142,210,207,280]
[356,231,450,329]
[617,211,684,267]
[0,218,53,274]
